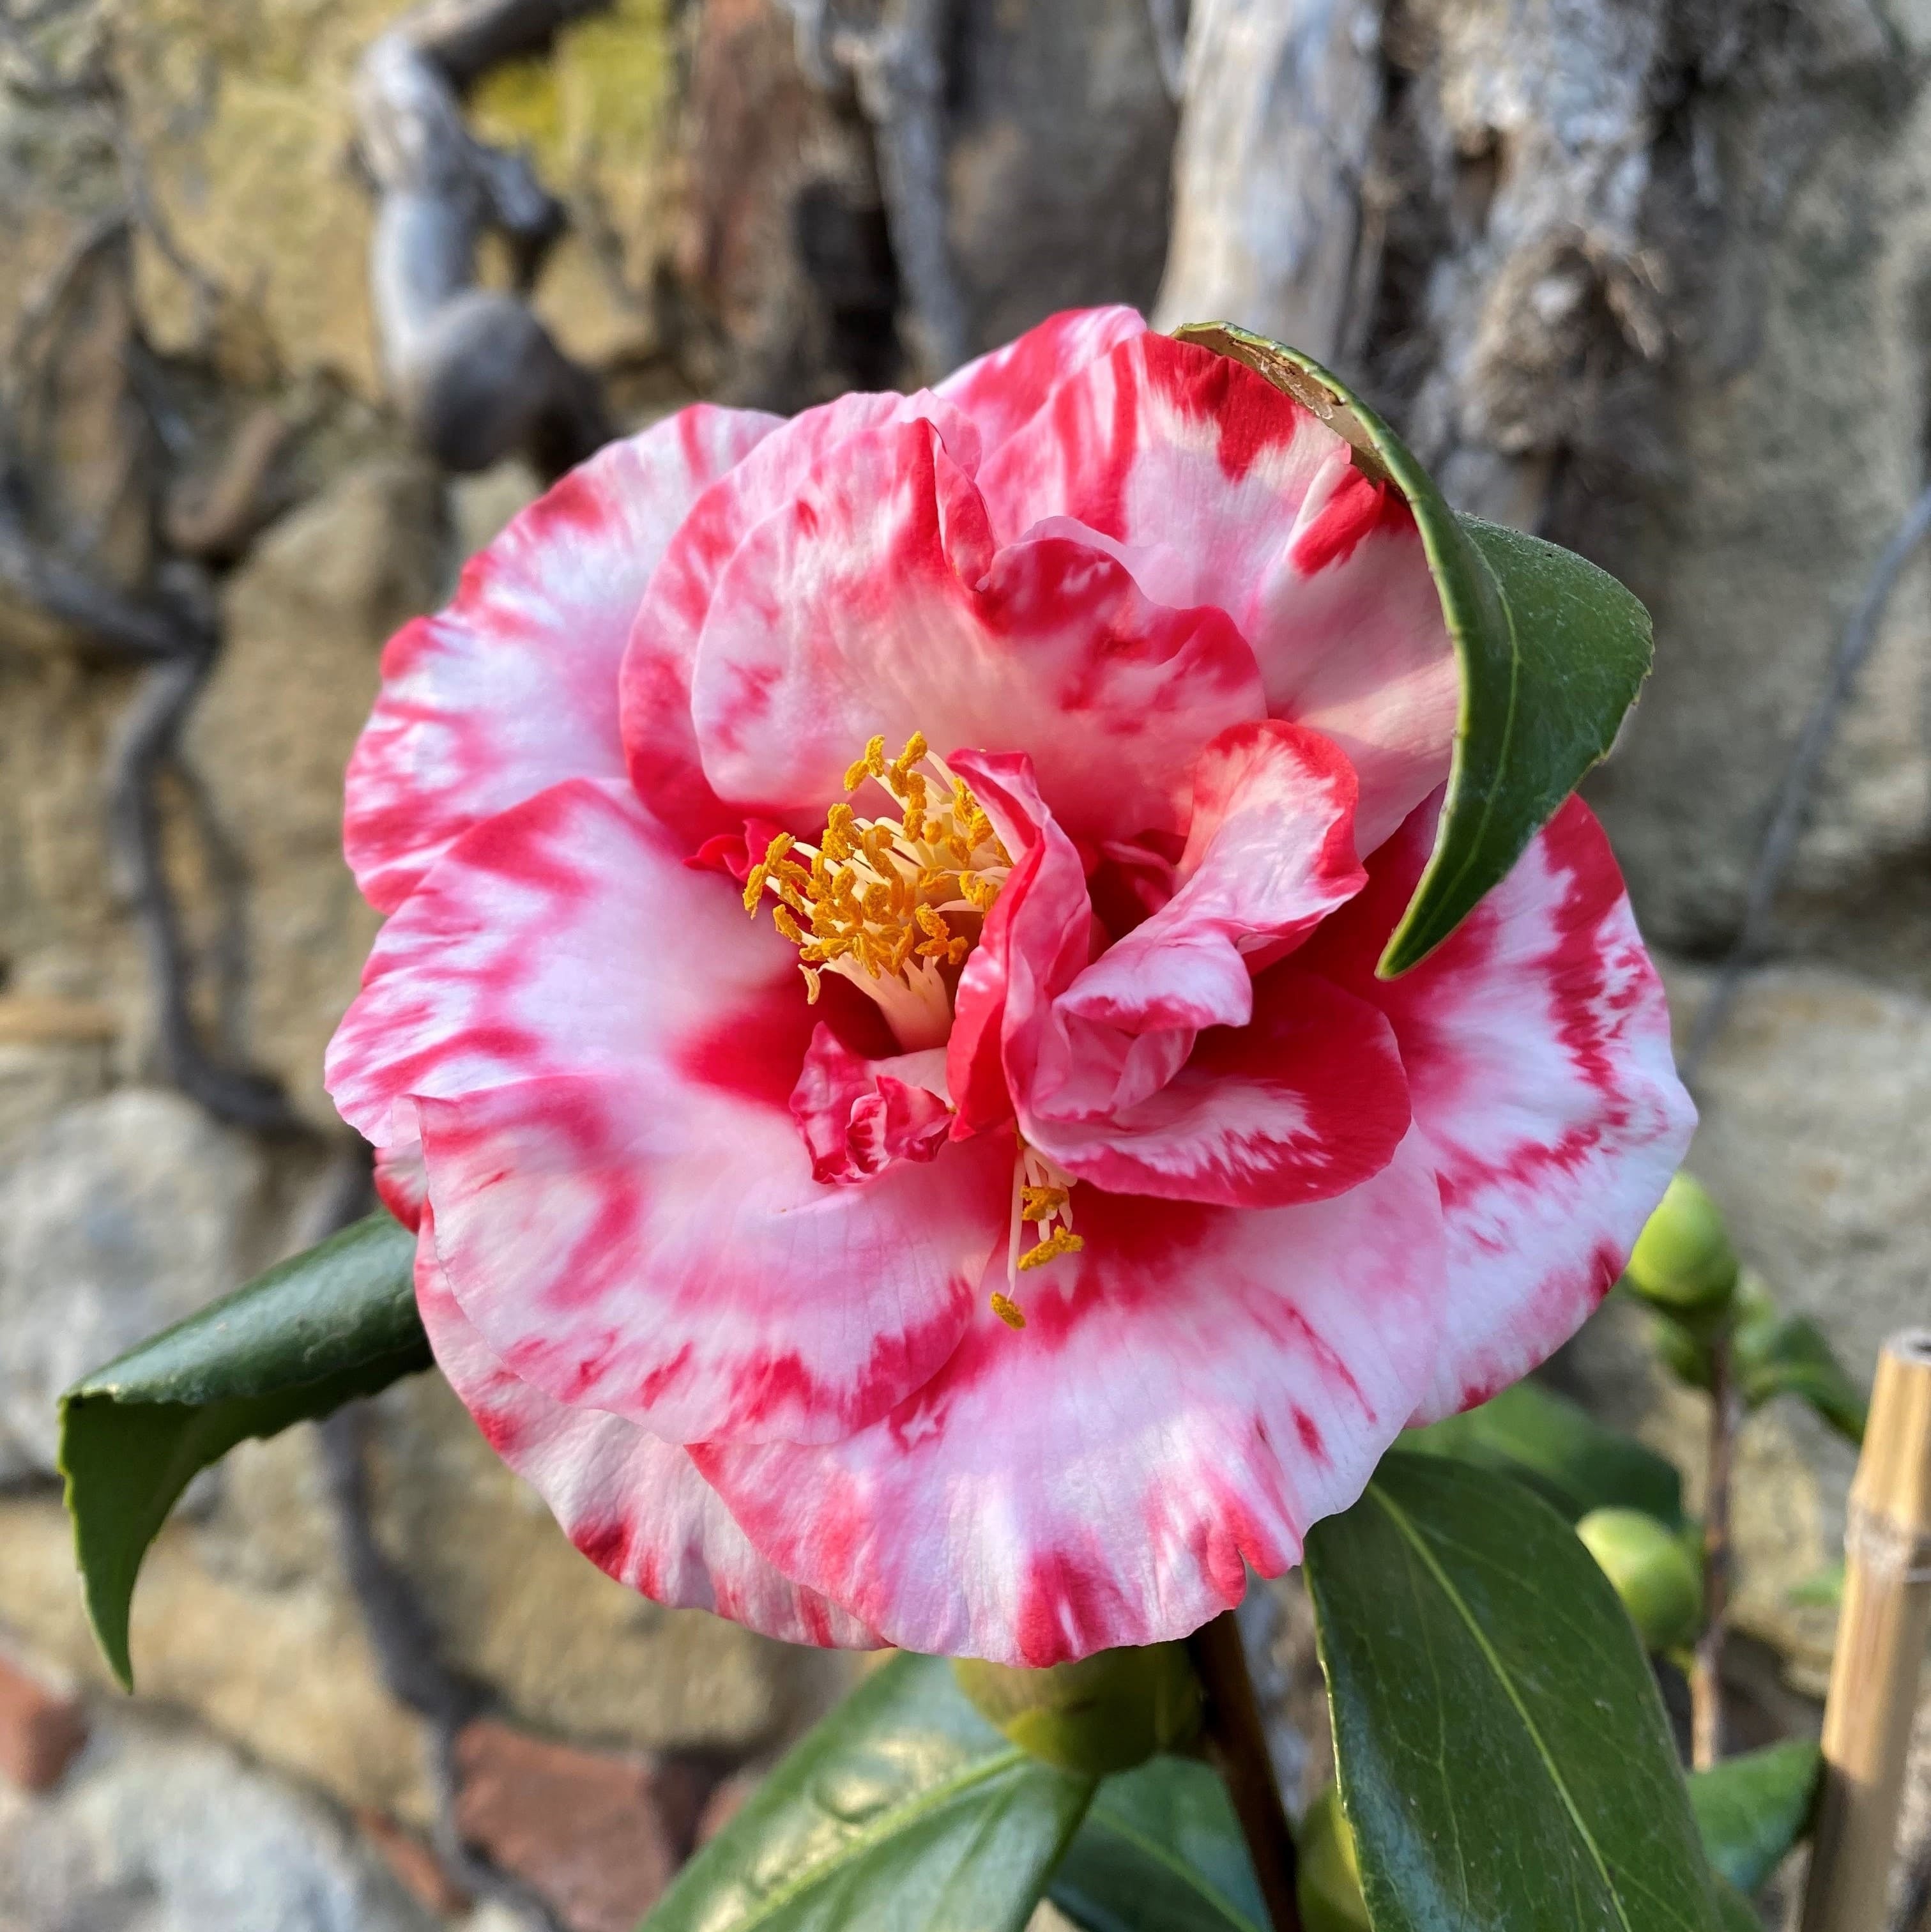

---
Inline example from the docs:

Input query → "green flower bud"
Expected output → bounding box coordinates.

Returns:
[951,1642,1202,1777]
[1625,1174,1739,1314]
[1576,1506,1704,1652]
[1296,1782,1370,1932]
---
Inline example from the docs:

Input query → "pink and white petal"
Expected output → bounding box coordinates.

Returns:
[415,1070,1005,1445]
[326,778,1004,1444]
[1055,720,1366,1038]
[934,305,1149,456]
[975,333,1456,855]
[688,417,1264,839]
[1299,792,1696,1422]
[791,1028,952,1185]
[1024,970,1410,1210]
[416,1209,878,1649]
[347,406,779,913]
[621,388,985,843]
[698,1133,1447,1664]
[944,753,1102,1138]
[374,1138,427,1232]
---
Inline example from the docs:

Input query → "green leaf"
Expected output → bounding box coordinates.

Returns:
[1734,1312,1867,1445]
[1713,1878,1764,1932]
[1688,1740,1821,1894]
[1046,1755,1266,1932]
[58,1211,429,1689]
[1785,1561,1844,1611]
[643,1651,1095,1932]
[1173,323,1654,976]
[1304,1453,1725,1931]
[1402,1376,1685,1528]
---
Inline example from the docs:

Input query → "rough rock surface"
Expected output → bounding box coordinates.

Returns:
[185,456,451,1129]
[0,1090,274,1473]
[0,1704,442,1932]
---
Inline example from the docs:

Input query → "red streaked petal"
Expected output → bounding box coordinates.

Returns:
[977,332,1456,855]
[413,1070,1002,1445]
[687,417,1264,839]
[1300,792,1697,1422]
[620,388,984,843]
[698,1134,1447,1663]
[1053,719,1366,1039]
[935,304,1149,454]
[415,1210,878,1649]
[346,406,778,913]
[790,1029,952,1184]
[1025,970,1410,1209]
[326,778,1005,1444]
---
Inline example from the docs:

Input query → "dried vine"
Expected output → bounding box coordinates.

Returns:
[353,0,614,479]
[777,0,968,381]
[0,200,305,1132]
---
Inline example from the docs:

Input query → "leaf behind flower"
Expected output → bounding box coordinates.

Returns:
[58,1210,429,1689]
[1173,323,1654,977]
[643,1650,1094,1932]
[1305,1453,1727,1931]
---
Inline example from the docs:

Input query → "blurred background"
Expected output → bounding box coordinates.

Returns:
[0,0,1927,1926]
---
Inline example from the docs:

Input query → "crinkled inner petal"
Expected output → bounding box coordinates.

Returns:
[687,417,1264,838]
[976,331,1456,856]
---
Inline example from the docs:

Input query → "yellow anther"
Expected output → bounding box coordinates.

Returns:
[800,963,823,1004]
[890,732,929,781]
[749,730,1012,1036]
[1020,1185,1068,1221]
[1018,1229,1086,1272]
[822,804,858,861]
[990,1292,1028,1330]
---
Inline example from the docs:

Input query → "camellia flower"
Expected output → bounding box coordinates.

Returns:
[326,308,1695,1664]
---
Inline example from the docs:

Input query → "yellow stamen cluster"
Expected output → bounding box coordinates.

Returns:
[998,1144,1085,1327]
[744,733,1011,1042]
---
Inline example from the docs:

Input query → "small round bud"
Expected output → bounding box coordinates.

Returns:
[1295,1782,1370,1932]
[1625,1174,1739,1314]
[951,1642,1202,1777]
[1576,1506,1704,1652]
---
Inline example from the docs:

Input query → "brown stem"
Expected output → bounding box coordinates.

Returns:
[1691,1330,1740,1770]
[1187,1609,1302,1932]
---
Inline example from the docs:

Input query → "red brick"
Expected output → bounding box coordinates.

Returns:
[0,1652,87,1793]
[454,1719,678,1932]
[695,1769,760,1847]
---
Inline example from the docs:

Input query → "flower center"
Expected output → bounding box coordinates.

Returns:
[745,732,1084,1330]
[744,733,1012,1050]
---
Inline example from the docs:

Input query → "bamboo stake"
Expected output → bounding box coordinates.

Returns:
[1800,1328,1931,1932]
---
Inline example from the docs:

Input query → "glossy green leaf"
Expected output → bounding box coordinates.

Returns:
[1174,323,1654,976]
[1304,1453,1725,1931]
[1688,1739,1821,1894]
[59,1211,429,1689]
[1402,1376,1684,1528]
[1046,1755,1265,1932]
[644,1651,1095,1932]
